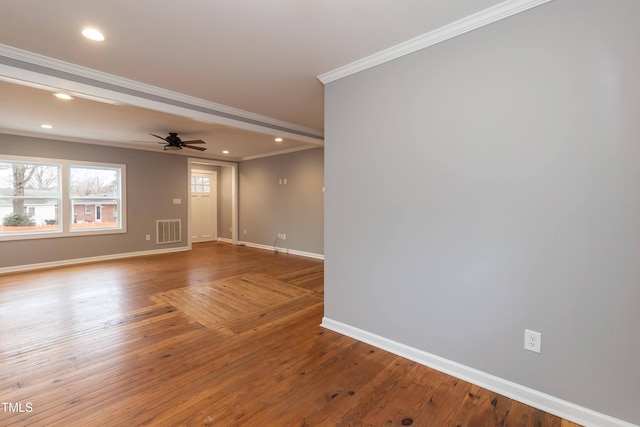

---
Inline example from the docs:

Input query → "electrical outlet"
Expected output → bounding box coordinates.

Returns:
[145,234,151,241]
[281,234,286,240]
[524,329,542,353]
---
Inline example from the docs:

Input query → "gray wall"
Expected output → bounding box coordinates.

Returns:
[324,0,639,424]
[0,133,189,268]
[239,148,324,255]
[0,133,321,268]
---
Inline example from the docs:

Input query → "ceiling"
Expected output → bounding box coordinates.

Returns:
[0,0,507,161]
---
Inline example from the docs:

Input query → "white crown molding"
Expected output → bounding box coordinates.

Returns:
[0,44,324,140]
[240,144,318,161]
[0,62,324,147]
[318,0,554,84]
[321,317,636,427]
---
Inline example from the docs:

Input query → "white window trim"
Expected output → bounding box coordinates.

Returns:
[0,154,126,241]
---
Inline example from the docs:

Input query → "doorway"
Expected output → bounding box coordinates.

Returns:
[188,158,238,248]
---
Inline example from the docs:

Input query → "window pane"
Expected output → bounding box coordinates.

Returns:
[70,167,118,197]
[71,199,119,230]
[0,162,59,189]
[0,198,60,234]
[0,162,61,236]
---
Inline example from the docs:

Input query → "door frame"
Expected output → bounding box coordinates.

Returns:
[187,158,238,249]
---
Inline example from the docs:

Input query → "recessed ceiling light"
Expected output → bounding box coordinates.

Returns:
[54,93,73,100]
[275,138,283,142]
[222,150,230,154]
[41,124,53,129]
[82,27,105,42]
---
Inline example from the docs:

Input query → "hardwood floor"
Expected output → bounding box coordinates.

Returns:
[0,242,581,427]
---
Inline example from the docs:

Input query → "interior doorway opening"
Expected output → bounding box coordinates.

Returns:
[188,158,238,248]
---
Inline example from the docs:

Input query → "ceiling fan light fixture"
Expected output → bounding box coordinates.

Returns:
[82,27,105,42]
[150,133,207,152]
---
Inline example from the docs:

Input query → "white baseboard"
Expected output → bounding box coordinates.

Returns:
[1,239,323,274]
[321,317,636,427]
[216,237,233,244]
[238,240,324,260]
[0,246,190,275]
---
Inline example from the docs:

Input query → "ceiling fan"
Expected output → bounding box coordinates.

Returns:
[150,132,207,151]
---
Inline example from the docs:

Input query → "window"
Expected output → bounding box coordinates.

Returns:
[0,160,61,235]
[70,165,122,231]
[0,155,126,241]
[191,176,211,193]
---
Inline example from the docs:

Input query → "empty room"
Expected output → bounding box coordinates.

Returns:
[1,1,638,426]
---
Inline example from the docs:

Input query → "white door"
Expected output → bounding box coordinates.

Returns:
[190,171,217,243]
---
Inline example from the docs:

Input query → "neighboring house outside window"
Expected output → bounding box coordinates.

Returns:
[73,201,118,224]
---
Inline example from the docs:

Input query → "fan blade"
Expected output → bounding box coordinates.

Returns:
[181,139,206,144]
[150,134,168,141]
[183,144,207,151]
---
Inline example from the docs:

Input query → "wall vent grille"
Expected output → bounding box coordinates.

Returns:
[156,219,181,244]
